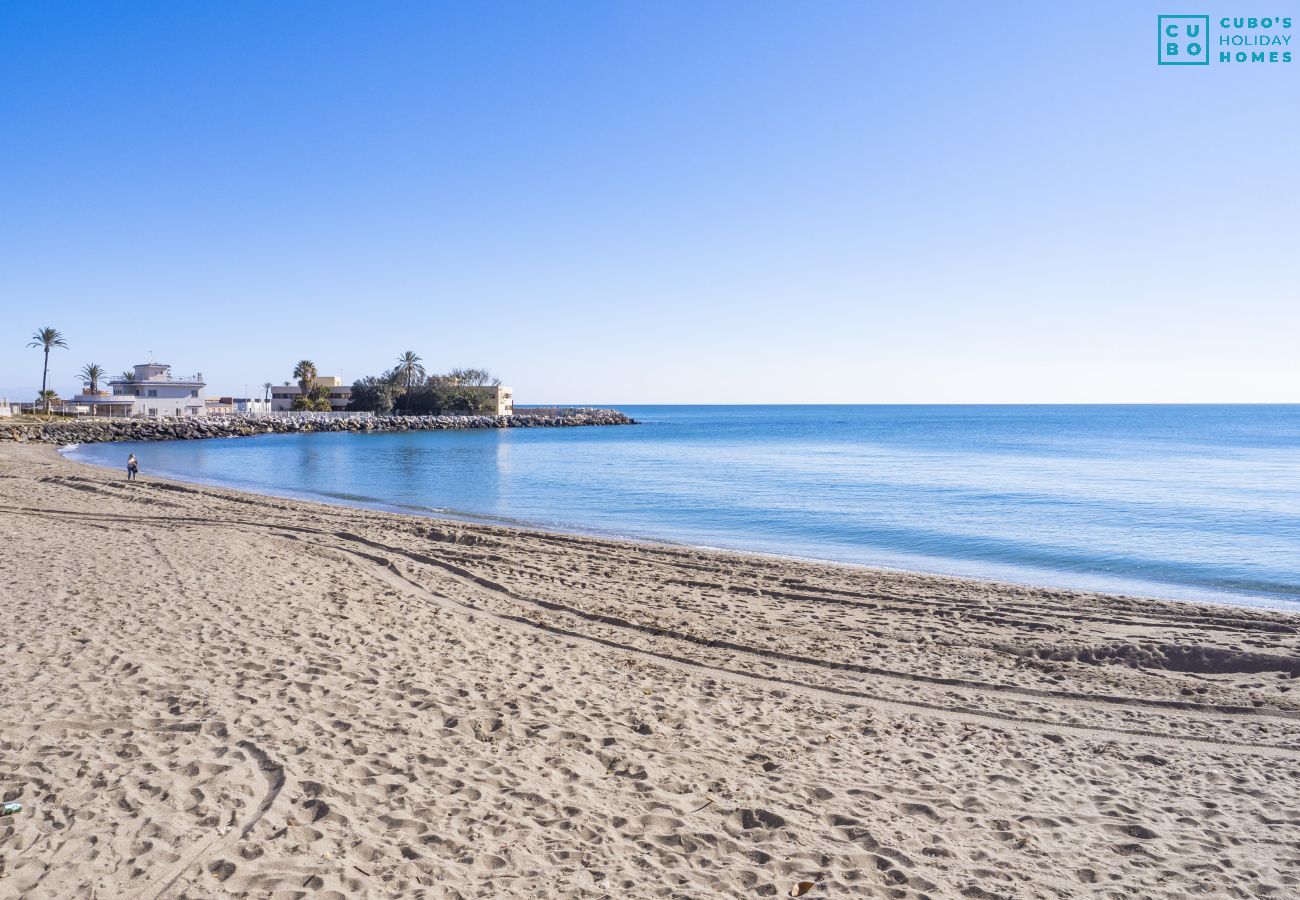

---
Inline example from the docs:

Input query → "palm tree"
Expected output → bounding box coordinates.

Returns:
[395,351,425,413]
[120,369,135,383]
[291,360,318,411]
[79,363,105,417]
[37,389,58,416]
[80,363,105,394]
[27,327,68,415]
[293,360,317,393]
[261,382,273,402]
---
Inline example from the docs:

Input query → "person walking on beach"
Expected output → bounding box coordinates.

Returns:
[126,453,138,481]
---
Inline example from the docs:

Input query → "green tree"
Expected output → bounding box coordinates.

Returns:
[394,351,425,413]
[37,389,59,416]
[119,369,135,383]
[27,327,68,415]
[288,362,336,411]
[80,363,105,394]
[290,389,332,411]
[261,382,273,402]
[79,363,105,417]
[293,359,318,394]
[348,376,396,414]
[447,367,500,387]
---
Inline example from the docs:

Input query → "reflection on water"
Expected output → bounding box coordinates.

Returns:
[67,405,1300,611]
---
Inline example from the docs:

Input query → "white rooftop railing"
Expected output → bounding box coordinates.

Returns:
[109,376,204,385]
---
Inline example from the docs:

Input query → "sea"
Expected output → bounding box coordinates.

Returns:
[65,405,1300,612]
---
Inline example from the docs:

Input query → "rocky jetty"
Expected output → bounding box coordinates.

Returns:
[0,409,635,445]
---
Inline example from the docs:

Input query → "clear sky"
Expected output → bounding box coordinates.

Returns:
[1,1,1296,404]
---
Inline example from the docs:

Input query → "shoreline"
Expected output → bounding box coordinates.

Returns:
[34,439,1300,626]
[4,441,1300,897]
[24,440,1300,631]
[60,440,1300,616]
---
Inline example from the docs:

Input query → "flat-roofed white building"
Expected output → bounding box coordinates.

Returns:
[109,363,207,417]
[495,386,513,416]
[270,376,352,412]
[234,397,272,415]
[67,389,136,417]
[205,397,272,416]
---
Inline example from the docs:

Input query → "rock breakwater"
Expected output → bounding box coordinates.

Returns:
[0,409,635,444]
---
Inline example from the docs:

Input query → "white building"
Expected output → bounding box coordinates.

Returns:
[205,397,272,416]
[490,386,513,416]
[270,376,352,412]
[109,363,207,417]
[234,398,272,415]
[67,386,136,417]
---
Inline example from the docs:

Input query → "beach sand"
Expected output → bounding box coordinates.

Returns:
[1,443,1297,898]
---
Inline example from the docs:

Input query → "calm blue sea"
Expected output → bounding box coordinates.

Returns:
[66,406,1300,611]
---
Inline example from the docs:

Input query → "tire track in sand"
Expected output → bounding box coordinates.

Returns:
[5,503,1298,760]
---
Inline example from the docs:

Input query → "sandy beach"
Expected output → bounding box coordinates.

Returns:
[1,443,1297,899]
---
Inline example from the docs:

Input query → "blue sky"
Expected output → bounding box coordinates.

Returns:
[1,1,1296,403]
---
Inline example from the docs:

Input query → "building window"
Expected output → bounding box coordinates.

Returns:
[191,390,198,397]
[148,389,158,397]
